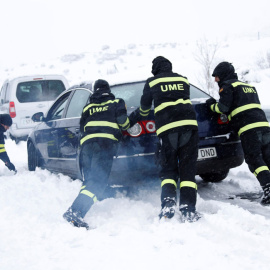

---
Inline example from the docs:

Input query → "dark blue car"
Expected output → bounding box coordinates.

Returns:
[27,81,244,184]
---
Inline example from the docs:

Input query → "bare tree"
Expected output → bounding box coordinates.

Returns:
[194,37,220,96]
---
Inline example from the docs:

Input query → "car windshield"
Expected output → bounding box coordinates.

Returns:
[16,80,66,103]
[110,81,209,107]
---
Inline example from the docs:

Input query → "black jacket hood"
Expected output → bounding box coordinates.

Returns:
[90,91,115,103]
[212,62,238,87]
[151,56,172,76]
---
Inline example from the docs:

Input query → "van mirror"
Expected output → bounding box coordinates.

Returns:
[32,112,45,122]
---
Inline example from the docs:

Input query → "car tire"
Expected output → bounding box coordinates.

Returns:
[199,170,229,182]
[28,142,38,171]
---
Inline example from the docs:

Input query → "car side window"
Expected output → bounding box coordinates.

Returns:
[47,92,70,121]
[65,89,91,118]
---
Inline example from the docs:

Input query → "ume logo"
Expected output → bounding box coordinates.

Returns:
[161,84,184,92]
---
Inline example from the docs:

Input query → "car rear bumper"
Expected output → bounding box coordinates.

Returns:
[109,141,244,184]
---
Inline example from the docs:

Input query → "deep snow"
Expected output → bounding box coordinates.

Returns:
[1,36,270,270]
[1,140,270,270]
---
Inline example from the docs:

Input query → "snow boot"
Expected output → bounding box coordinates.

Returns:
[180,206,201,223]
[261,183,270,206]
[159,198,176,219]
[63,207,89,229]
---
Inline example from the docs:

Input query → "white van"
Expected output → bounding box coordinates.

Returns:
[0,75,69,141]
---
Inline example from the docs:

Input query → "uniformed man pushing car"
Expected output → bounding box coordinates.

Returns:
[137,56,201,222]
[207,62,270,205]
[63,79,131,229]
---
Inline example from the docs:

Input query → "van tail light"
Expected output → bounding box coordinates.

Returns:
[9,102,16,118]
[123,120,156,137]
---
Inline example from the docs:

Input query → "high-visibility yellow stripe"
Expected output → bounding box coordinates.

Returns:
[119,118,130,128]
[156,120,198,136]
[81,185,86,190]
[80,133,118,145]
[0,144,5,147]
[149,77,189,88]
[84,121,119,131]
[154,99,191,114]
[211,103,222,114]
[140,107,151,113]
[161,179,177,188]
[0,149,6,153]
[231,82,253,88]
[180,181,197,190]
[80,190,98,203]
[228,103,262,121]
[83,99,120,112]
[238,122,270,136]
[254,166,269,177]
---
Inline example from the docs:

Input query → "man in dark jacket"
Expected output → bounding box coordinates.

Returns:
[63,79,131,229]
[207,61,270,205]
[0,114,16,173]
[139,56,200,222]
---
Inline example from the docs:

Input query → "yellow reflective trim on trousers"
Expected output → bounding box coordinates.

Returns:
[80,133,118,145]
[0,148,6,153]
[238,122,270,136]
[254,166,269,177]
[228,104,262,121]
[83,99,120,113]
[161,179,177,188]
[156,120,198,136]
[154,99,191,114]
[0,144,5,147]
[149,77,189,88]
[180,181,197,190]
[231,82,253,88]
[84,121,119,131]
[80,190,97,203]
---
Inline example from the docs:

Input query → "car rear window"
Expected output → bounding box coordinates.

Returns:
[16,80,66,103]
[110,81,209,107]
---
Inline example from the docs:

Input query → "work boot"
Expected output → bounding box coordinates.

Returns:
[63,208,89,229]
[261,183,270,206]
[180,206,201,223]
[159,198,176,219]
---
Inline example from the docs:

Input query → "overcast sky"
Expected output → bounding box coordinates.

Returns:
[1,0,270,64]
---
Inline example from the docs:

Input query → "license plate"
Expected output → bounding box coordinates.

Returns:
[198,147,217,160]
[21,118,34,125]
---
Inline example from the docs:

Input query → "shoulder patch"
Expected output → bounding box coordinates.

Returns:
[219,88,224,93]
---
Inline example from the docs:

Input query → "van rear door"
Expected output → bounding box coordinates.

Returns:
[15,79,66,130]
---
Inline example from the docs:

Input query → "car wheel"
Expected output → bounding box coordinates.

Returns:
[199,170,229,182]
[28,142,38,171]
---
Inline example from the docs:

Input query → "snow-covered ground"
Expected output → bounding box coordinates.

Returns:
[1,139,270,270]
[1,36,270,269]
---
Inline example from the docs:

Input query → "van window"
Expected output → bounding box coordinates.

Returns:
[0,83,9,103]
[16,80,66,103]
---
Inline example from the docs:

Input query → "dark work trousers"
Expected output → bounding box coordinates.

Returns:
[71,140,117,218]
[159,130,199,211]
[240,128,270,187]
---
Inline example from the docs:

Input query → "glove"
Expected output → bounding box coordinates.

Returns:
[206,97,216,107]
[129,108,142,127]
[5,162,16,172]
